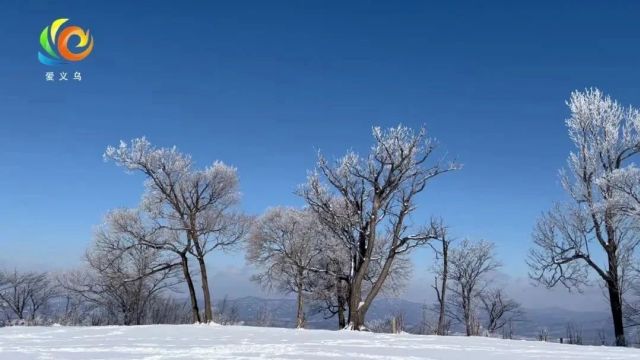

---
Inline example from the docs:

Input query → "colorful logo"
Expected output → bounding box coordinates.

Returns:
[38,18,94,66]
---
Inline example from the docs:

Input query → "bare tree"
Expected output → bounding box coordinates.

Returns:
[529,88,640,346]
[537,327,549,342]
[0,270,55,322]
[54,289,99,325]
[59,216,179,325]
[247,207,325,328]
[105,138,249,323]
[106,208,200,322]
[301,125,458,330]
[625,278,640,328]
[565,321,583,345]
[416,303,434,334]
[623,263,640,329]
[307,251,350,329]
[479,288,523,334]
[430,220,452,335]
[391,309,405,334]
[448,239,500,336]
[597,328,609,346]
[215,295,241,325]
[254,303,272,327]
[146,296,192,324]
[502,318,516,340]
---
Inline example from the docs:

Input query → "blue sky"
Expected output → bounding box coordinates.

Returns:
[1,0,640,307]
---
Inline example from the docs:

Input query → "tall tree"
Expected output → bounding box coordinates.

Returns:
[301,125,459,330]
[430,220,452,336]
[105,138,248,323]
[247,207,324,328]
[529,88,640,346]
[448,239,500,336]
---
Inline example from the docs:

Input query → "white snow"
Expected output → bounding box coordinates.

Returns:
[1,324,639,359]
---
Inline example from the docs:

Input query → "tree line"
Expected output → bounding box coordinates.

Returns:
[2,88,640,347]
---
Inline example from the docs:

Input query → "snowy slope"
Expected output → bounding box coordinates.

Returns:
[1,324,639,360]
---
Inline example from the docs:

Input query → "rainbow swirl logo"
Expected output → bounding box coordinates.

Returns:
[38,18,94,66]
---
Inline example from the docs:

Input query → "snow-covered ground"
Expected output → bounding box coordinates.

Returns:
[1,324,639,360]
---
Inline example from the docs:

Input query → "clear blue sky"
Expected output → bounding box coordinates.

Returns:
[1,1,640,306]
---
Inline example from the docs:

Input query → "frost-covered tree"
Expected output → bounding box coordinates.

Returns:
[59,216,179,325]
[306,224,351,329]
[429,220,452,335]
[624,269,640,329]
[105,138,249,323]
[0,270,56,322]
[51,285,96,326]
[448,239,500,336]
[105,208,201,322]
[247,207,325,328]
[301,125,459,330]
[529,88,640,346]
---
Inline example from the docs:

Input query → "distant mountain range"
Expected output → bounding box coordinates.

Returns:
[216,296,614,345]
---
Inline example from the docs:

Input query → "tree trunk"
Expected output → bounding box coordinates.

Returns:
[345,201,413,331]
[347,253,397,330]
[604,213,626,347]
[346,210,378,331]
[349,308,364,330]
[436,240,449,335]
[607,279,626,346]
[436,282,447,335]
[296,276,305,329]
[336,279,346,329]
[122,304,131,326]
[464,316,472,336]
[180,254,201,323]
[348,274,365,330]
[350,244,400,330]
[197,256,214,323]
[337,303,346,329]
[462,289,472,336]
